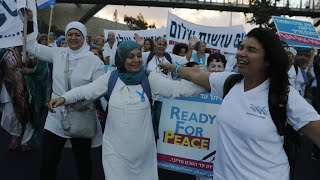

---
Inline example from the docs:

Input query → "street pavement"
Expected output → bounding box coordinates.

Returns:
[1,126,320,180]
[0,128,104,180]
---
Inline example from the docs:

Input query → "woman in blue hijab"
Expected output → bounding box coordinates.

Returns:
[48,40,205,180]
[55,35,67,47]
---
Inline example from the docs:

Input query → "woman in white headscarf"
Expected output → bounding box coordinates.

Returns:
[26,20,104,180]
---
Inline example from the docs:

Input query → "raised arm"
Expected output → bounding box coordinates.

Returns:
[134,33,144,47]
[148,72,206,98]
[24,9,55,63]
[185,36,196,61]
[158,63,211,90]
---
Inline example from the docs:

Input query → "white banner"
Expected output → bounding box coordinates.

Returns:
[0,0,37,49]
[157,93,222,177]
[167,12,245,54]
[104,28,166,44]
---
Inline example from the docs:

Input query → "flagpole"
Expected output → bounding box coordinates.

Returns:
[47,6,54,43]
[22,1,29,63]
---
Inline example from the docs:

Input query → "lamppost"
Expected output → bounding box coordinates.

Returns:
[229,2,233,26]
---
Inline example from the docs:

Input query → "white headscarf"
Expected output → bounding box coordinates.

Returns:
[287,47,297,57]
[65,21,92,61]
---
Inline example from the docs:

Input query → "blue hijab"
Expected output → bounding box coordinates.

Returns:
[116,40,145,85]
[56,35,65,47]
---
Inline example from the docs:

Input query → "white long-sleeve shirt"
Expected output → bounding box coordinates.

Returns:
[27,32,105,146]
[61,71,205,180]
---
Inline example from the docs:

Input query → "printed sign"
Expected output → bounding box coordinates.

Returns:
[273,16,320,48]
[157,93,222,177]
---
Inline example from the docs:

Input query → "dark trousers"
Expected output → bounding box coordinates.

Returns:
[40,130,92,180]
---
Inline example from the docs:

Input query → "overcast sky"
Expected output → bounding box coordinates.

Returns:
[95,3,316,33]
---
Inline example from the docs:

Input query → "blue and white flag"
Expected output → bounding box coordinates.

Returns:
[36,0,55,9]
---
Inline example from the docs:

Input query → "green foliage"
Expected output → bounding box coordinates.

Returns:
[38,20,64,37]
[124,13,156,30]
[246,0,286,29]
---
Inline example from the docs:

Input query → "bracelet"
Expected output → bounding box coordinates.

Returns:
[175,64,181,75]
[172,64,181,78]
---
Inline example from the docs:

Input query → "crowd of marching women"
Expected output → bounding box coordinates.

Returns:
[1,7,320,180]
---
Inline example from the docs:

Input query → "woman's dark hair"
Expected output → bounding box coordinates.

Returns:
[115,52,123,71]
[90,45,104,62]
[144,38,155,52]
[246,28,289,134]
[294,56,309,68]
[185,62,199,67]
[87,35,92,44]
[37,33,48,44]
[172,43,188,56]
[207,53,227,68]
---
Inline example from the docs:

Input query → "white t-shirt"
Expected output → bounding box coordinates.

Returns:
[103,42,117,66]
[190,51,209,71]
[224,54,237,72]
[288,65,304,93]
[309,65,317,88]
[142,51,189,101]
[142,51,188,78]
[209,72,320,180]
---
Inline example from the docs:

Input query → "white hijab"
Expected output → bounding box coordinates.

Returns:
[65,21,92,61]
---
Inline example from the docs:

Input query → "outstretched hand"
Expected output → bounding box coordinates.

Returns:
[188,36,197,49]
[48,97,66,113]
[134,33,144,46]
[158,63,175,72]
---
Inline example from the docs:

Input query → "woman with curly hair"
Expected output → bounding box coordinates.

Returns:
[206,53,227,73]
[159,28,320,180]
[172,43,188,57]
[143,38,155,52]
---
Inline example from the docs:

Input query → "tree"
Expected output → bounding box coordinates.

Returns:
[113,9,119,23]
[124,13,156,30]
[246,0,285,29]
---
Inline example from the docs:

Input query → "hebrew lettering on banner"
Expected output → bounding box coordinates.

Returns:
[104,28,166,44]
[166,12,246,54]
[0,0,38,49]
[273,16,320,48]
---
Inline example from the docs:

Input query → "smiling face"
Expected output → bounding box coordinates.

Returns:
[124,48,142,73]
[235,37,269,80]
[66,28,84,50]
[154,38,167,56]
[95,38,104,48]
[178,48,187,57]
[59,40,67,47]
[144,40,151,52]
[207,59,225,72]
